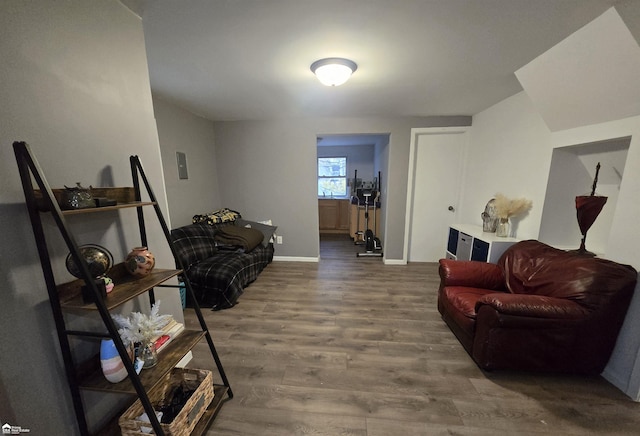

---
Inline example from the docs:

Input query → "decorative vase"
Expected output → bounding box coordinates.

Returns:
[496,218,510,237]
[124,247,155,277]
[139,342,158,369]
[100,339,130,383]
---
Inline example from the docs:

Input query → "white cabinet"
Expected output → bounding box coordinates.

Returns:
[446,224,518,263]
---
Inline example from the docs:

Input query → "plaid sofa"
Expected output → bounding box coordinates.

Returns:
[170,222,274,310]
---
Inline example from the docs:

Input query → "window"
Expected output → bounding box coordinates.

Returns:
[318,157,347,197]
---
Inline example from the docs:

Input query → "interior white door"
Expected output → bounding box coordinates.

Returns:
[407,128,467,262]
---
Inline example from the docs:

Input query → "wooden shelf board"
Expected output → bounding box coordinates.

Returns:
[61,201,156,215]
[34,187,157,214]
[190,385,230,436]
[79,330,206,394]
[58,264,182,311]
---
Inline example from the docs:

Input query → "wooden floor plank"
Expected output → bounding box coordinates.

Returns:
[183,234,640,435]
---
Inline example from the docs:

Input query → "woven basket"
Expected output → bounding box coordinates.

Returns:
[119,368,214,436]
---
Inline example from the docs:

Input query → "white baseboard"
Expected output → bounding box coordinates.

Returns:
[273,256,319,262]
[273,255,406,264]
[384,258,407,265]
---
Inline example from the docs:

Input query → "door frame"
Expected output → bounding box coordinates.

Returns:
[403,126,471,262]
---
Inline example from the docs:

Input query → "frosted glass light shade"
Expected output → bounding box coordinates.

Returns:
[311,58,357,86]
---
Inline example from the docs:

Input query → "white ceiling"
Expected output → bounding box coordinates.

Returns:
[130,0,630,122]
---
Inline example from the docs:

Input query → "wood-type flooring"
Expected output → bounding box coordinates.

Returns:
[185,234,640,435]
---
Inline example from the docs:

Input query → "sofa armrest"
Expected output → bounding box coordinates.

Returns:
[476,293,590,319]
[439,259,505,291]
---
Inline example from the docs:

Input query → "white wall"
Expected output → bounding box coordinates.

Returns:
[459,92,552,239]
[153,95,221,227]
[468,90,640,399]
[552,117,640,399]
[0,1,180,433]
[538,139,629,254]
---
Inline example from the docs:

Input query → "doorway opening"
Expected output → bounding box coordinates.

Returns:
[316,133,390,257]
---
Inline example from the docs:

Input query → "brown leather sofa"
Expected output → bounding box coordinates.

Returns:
[438,240,638,374]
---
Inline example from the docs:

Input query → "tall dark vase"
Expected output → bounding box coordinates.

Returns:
[572,162,607,256]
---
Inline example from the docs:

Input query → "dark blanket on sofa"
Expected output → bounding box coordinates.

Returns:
[214,225,263,252]
[171,222,273,310]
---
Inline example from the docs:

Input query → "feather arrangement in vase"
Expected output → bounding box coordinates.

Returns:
[112,301,172,368]
[112,301,172,346]
[493,193,532,237]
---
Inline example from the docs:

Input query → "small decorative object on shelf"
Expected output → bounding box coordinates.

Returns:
[481,198,498,232]
[138,342,158,369]
[61,182,95,210]
[125,246,155,277]
[179,281,187,309]
[102,276,114,294]
[93,197,117,207]
[100,339,133,384]
[65,244,114,279]
[112,301,172,370]
[493,193,532,238]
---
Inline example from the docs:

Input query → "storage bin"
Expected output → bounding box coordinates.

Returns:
[119,368,214,436]
[456,231,472,261]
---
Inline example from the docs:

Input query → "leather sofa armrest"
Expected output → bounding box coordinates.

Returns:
[476,293,590,319]
[439,259,505,291]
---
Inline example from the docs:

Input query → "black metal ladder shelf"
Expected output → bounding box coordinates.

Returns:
[13,141,232,436]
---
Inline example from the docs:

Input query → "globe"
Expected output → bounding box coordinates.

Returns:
[65,244,114,279]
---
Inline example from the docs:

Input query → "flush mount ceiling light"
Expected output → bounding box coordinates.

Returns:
[310,58,358,86]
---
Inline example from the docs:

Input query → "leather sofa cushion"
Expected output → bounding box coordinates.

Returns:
[500,240,638,311]
[442,286,497,319]
[439,260,505,291]
[476,293,590,319]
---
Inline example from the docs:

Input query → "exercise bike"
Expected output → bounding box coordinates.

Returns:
[356,189,383,258]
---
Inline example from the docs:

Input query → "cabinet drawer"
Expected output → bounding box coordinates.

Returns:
[456,232,472,261]
[447,228,459,255]
[471,238,489,262]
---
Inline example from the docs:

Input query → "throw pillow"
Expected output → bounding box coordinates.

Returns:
[192,208,242,225]
[235,218,278,247]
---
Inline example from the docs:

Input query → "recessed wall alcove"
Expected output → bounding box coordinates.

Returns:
[538,136,631,256]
